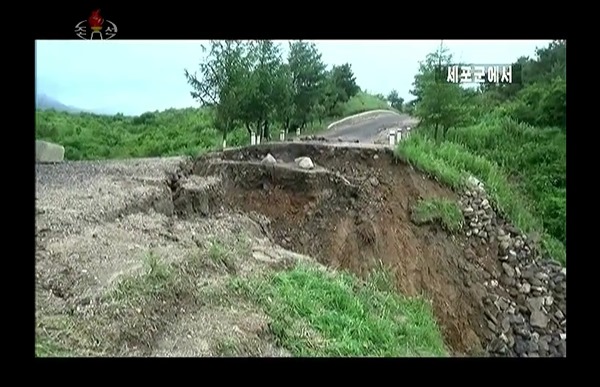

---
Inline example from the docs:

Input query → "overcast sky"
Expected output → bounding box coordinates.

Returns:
[35,39,552,116]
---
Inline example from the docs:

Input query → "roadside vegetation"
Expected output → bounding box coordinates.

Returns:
[397,40,566,263]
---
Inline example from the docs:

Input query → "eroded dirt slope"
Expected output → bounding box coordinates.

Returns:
[185,142,566,356]
[188,144,490,354]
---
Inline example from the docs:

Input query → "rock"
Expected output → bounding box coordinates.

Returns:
[36,140,65,163]
[539,336,551,352]
[501,275,516,287]
[557,341,566,356]
[369,177,379,187]
[530,278,542,287]
[554,310,565,320]
[514,338,528,355]
[260,153,277,165]
[559,333,566,340]
[373,154,379,160]
[501,316,511,333]
[535,272,549,282]
[295,157,314,170]
[520,282,531,294]
[521,269,534,280]
[500,241,510,251]
[527,297,544,312]
[530,311,549,329]
[495,297,510,311]
[528,340,539,353]
[502,263,515,278]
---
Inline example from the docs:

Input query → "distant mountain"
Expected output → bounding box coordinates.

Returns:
[36,93,87,113]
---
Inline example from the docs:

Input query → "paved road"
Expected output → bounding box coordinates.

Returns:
[322,112,418,143]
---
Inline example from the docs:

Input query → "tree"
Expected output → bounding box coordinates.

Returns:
[386,89,404,112]
[238,40,284,140]
[319,63,360,118]
[272,63,296,133]
[410,42,464,140]
[288,40,327,130]
[184,40,249,146]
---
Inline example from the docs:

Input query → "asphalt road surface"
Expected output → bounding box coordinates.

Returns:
[322,112,418,143]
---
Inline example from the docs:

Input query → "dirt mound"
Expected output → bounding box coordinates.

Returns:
[181,143,566,356]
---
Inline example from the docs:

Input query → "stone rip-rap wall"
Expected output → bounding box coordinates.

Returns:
[461,176,566,357]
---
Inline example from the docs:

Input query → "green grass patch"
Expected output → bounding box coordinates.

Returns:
[231,263,447,357]
[446,116,566,246]
[396,131,565,264]
[341,92,393,116]
[411,198,464,232]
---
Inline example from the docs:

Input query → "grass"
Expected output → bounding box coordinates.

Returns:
[341,92,394,116]
[411,198,464,232]
[37,242,447,357]
[396,132,566,264]
[446,117,566,246]
[231,263,447,357]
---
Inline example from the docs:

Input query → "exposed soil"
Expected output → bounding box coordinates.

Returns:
[187,143,502,355]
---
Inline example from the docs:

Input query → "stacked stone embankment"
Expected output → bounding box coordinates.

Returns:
[461,177,566,357]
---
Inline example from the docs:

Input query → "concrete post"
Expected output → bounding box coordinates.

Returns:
[256,135,261,145]
[389,128,396,146]
[296,127,301,137]
[280,129,285,141]
[222,139,227,149]
[251,131,256,145]
[396,128,402,144]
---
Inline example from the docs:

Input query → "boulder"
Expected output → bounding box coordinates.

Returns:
[36,140,65,163]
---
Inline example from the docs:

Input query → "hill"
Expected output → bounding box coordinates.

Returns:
[35,93,86,113]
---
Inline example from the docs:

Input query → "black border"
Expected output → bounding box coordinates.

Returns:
[28,4,576,373]
[33,5,568,40]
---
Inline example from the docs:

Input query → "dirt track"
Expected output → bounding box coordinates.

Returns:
[35,113,565,357]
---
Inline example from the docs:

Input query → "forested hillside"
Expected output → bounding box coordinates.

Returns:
[36,40,391,160]
[397,40,566,263]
